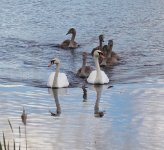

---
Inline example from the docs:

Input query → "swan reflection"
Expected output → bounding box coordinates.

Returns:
[48,88,67,117]
[82,85,87,102]
[93,84,110,118]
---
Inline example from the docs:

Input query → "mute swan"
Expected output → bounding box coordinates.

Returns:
[47,58,69,88]
[77,52,93,78]
[87,50,109,84]
[91,34,104,55]
[100,40,119,66]
[59,28,79,49]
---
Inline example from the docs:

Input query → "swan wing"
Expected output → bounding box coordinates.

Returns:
[60,39,70,49]
[87,70,109,84]
[101,70,109,83]
[87,70,97,84]
[58,73,69,88]
[47,72,69,88]
[47,72,55,88]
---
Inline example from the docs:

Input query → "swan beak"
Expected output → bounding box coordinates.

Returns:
[48,63,52,67]
[66,31,70,35]
[99,52,105,59]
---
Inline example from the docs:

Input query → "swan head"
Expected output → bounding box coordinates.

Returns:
[108,40,113,48]
[48,58,60,67]
[99,34,104,42]
[82,52,87,59]
[66,28,76,35]
[93,50,104,58]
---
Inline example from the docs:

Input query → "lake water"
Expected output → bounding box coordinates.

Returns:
[0,0,164,150]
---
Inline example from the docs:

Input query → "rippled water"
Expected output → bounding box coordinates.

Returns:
[0,0,164,150]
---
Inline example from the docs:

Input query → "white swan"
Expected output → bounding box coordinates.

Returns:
[47,58,69,88]
[87,50,109,84]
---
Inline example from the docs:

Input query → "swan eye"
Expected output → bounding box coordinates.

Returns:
[51,60,55,64]
[98,52,103,56]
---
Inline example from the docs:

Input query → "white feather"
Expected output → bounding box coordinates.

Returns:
[87,70,109,84]
[47,72,69,88]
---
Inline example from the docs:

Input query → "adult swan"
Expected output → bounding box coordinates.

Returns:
[47,58,69,88]
[87,50,109,84]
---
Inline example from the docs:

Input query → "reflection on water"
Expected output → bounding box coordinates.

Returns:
[0,84,164,150]
[82,85,87,102]
[48,88,66,117]
[93,85,106,118]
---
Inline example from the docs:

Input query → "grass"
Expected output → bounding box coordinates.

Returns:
[0,119,23,150]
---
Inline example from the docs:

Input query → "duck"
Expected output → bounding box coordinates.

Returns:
[59,28,79,49]
[87,50,109,84]
[77,52,93,78]
[47,58,69,88]
[100,40,119,66]
[91,34,104,55]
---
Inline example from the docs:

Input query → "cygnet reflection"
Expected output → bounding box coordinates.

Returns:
[82,85,87,102]
[48,88,68,117]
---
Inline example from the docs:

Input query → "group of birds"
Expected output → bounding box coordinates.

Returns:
[47,28,120,88]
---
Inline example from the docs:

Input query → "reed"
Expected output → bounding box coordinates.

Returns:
[0,120,23,150]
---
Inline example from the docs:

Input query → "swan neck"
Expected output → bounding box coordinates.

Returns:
[71,32,76,42]
[99,40,103,50]
[82,57,86,67]
[94,56,102,81]
[53,64,60,87]
[107,45,112,58]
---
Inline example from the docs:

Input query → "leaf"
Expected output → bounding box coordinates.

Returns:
[0,141,3,150]
[7,142,9,150]
[3,132,7,150]
[8,120,13,133]
[13,140,15,150]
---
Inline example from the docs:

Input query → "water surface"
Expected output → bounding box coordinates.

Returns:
[0,0,164,150]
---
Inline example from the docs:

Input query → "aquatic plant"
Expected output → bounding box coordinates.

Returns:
[0,119,22,150]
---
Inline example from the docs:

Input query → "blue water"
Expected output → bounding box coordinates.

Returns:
[0,0,164,150]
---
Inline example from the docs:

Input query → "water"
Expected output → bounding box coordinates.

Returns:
[0,0,164,149]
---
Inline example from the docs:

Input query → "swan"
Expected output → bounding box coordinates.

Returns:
[100,40,119,66]
[77,52,93,78]
[109,40,120,60]
[87,50,109,84]
[59,28,79,49]
[47,58,69,88]
[91,34,104,55]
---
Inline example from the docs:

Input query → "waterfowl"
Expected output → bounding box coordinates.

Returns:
[100,40,119,66]
[91,34,104,55]
[110,40,120,60]
[77,52,93,78]
[87,50,109,84]
[59,28,79,49]
[47,58,69,88]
